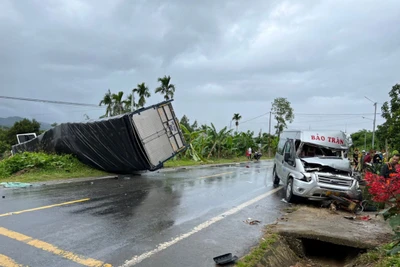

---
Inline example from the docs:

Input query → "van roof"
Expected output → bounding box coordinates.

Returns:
[281,130,351,149]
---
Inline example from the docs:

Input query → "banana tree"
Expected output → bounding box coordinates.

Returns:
[206,123,232,159]
[180,124,205,161]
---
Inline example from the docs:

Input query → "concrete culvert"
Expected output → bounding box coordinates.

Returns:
[300,238,365,266]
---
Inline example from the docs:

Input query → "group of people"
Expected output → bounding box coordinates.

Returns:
[246,147,262,160]
[353,148,400,178]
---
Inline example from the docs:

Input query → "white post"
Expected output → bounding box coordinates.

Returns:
[372,102,377,149]
[131,91,135,112]
[268,111,272,157]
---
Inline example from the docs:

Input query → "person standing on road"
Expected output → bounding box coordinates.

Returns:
[381,154,400,178]
[353,148,359,169]
[373,151,383,164]
[247,147,252,160]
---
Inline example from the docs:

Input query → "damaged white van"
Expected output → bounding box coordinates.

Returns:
[273,130,361,203]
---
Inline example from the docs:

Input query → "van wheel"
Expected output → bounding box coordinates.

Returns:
[272,165,280,186]
[286,178,300,203]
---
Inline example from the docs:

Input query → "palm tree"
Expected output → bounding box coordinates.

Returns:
[133,82,151,108]
[123,93,137,112]
[111,91,125,115]
[232,113,242,132]
[155,75,175,101]
[99,89,113,117]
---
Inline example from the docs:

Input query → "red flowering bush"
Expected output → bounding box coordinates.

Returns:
[364,165,400,204]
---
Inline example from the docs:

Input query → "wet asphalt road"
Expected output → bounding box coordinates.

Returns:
[0,160,285,267]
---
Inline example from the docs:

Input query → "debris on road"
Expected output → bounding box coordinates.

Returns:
[244,218,261,225]
[281,198,288,203]
[213,253,238,265]
[0,182,32,188]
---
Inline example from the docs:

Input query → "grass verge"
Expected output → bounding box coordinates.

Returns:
[0,152,108,183]
[164,156,253,168]
[235,233,278,267]
[354,243,400,267]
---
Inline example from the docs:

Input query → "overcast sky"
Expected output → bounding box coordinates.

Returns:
[0,0,399,135]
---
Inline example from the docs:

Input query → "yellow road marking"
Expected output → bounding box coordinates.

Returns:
[199,171,234,179]
[0,198,90,218]
[0,227,111,267]
[0,254,26,267]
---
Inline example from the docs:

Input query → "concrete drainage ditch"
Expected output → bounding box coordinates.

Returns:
[239,206,394,267]
[257,234,365,267]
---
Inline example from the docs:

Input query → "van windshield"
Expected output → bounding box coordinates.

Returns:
[299,143,344,158]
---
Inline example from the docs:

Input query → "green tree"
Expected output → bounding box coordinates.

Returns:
[155,75,175,101]
[234,131,256,156]
[351,129,373,151]
[6,119,41,146]
[381,84,400,150]
[271,97,294,137]
[0,128,10,154]
[232,113,242,132]
[133,82,151,108]
[111,91,125,115]
[99,89,113,117]
[180,115,192,132]
[206,124,232,159]
[51,122,58,127]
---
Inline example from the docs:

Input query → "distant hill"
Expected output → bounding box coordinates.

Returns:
[0,116,53,130]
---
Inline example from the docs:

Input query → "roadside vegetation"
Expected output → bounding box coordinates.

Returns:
[0,152,106,183]
[236,233,278,267]
[355,243,400,266]
[164,156,249,168]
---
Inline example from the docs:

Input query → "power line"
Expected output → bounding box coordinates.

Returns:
[294,113,380,116]
[240,113,269,124]
[0,95,101,108]
[240,112,382,125]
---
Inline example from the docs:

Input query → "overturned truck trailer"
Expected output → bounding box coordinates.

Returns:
[12,100,187,173]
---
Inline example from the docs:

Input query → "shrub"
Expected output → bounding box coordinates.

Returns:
[0,152,83,178]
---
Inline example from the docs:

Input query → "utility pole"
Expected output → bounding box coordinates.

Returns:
[131,91,135,112]
[364,131,366,151]
[364,96,377,149]
[268,110,272,158]
[373,102,377,149]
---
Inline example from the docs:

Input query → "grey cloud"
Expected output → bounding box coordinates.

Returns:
[0,0,399,135]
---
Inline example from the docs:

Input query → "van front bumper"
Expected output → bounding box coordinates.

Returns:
[292,176,360,200]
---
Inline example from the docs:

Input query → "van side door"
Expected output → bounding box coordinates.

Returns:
[281,139,296,184]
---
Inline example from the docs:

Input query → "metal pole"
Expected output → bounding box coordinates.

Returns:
[268,111,272,158]
[372,102,377,149]
[131,91,135,112]
[364,132,366,151]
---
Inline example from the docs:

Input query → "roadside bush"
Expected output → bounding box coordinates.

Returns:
[0,152,84,178]
[365,168,400,256]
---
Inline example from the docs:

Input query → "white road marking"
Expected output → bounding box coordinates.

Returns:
[121,186,283,266]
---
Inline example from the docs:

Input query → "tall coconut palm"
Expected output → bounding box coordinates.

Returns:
[232,113,242,132]
[155,75,175,101]
[111,91,125,115]
[99,89,113,117]
[133,82,151,108]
